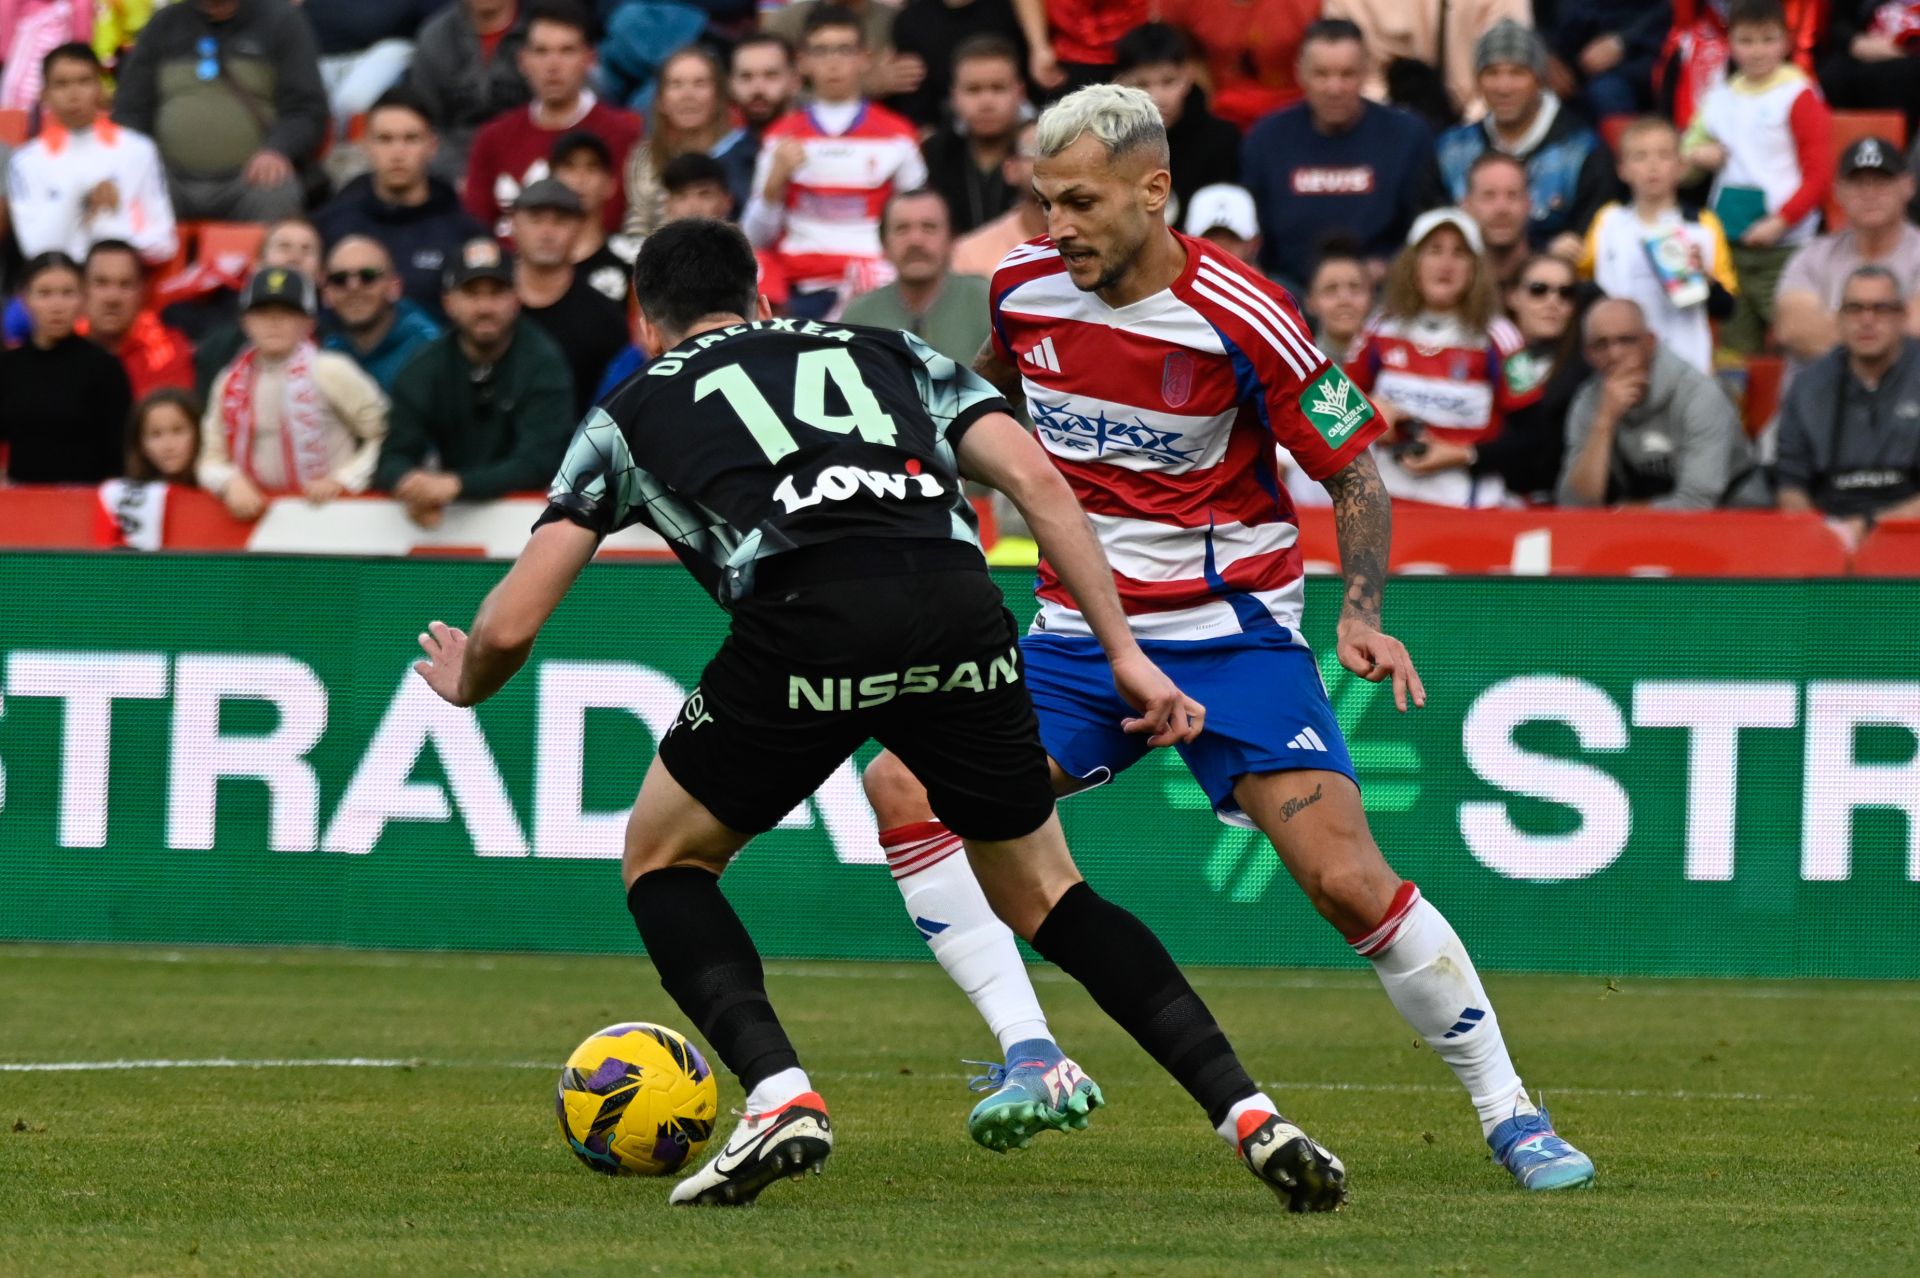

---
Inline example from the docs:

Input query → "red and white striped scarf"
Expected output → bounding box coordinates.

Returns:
[219,341,332,491]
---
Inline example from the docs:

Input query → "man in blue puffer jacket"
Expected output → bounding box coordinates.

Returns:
[1437,20,1620,256]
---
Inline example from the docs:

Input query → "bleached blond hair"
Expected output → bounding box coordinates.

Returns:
[1035,83,1170,169]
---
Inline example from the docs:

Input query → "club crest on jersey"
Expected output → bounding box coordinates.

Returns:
[1161,351,1194,408]
[1301,365,1374,447]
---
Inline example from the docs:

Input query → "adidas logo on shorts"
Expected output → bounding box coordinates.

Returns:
[1286,727,1328,752]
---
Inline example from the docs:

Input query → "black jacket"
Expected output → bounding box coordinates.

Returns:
[921,128,1018,235]
[1167,86,1241,219]
[315,174,488,321]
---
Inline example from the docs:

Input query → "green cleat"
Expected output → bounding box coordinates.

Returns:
[965,1038,1105,1152]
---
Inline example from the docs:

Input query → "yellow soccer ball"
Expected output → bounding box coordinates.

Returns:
[555,1022,719,1175]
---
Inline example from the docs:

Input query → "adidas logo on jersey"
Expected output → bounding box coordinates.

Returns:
[1021,336,1061,374]
[1287,727,1329,752]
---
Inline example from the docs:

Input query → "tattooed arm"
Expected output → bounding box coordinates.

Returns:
[1322,451,1425,711]
[973,336,1026,415]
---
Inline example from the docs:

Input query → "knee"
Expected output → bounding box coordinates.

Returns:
[861,750,934,828]
[620,823,725,890]
[1294,845,1401,937]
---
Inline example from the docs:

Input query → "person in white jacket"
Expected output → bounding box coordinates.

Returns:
[5,41,178,267]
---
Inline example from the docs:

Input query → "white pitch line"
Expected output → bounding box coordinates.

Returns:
[3,1058,1911,1106]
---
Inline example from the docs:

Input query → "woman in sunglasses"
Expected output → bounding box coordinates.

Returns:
[1470,254,1593,503]
[1346,208,1544,507]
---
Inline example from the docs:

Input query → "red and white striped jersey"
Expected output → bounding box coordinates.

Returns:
[1345,312,1538,447]
[990,233,1385,642]
[748,102,927,293]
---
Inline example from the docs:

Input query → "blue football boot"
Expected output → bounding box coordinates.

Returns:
[1488,1102,1595,1191]
[965,1038,1104,1152]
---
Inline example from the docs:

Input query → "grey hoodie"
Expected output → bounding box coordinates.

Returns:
[1559,347,1749,509]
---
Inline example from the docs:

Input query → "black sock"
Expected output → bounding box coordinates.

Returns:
[625,867,800,1094]
[1030,882,1257,1127]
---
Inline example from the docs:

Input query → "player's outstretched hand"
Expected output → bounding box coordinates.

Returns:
[1336,620,1426,712]
[1112,650,1206,747]
[414,621,472,706]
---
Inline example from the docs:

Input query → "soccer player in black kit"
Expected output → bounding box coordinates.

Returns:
[412,219,1347,1211]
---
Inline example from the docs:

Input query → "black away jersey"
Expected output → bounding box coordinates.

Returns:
[540,319,1012,604]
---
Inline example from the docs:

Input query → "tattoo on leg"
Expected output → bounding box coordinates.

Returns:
[1279,782,1324,823]
[1323,451,1391,629]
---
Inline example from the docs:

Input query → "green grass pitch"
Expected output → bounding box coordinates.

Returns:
[3,945,1917,1277]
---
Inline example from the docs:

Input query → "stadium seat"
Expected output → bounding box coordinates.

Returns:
[1599,116,1631,154]
[195,221,268,266]
[0,108,31,145]
[1825,111,1909,230]
[1743,355,1783,437]
[346,113,370,143]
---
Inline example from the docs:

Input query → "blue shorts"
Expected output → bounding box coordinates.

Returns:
[1022,629,1356,827]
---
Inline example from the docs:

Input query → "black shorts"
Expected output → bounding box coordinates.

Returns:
[656,544,1057,842]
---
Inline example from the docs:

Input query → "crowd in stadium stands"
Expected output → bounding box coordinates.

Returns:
[1,0,1919,540]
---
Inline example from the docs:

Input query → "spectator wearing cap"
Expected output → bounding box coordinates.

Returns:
[624,46,733,238]
[185,217,326,395]
[550,130,641,279]
[842,188,990,365]
[316,89,489,324]
[510,177,628,418]
[1183,184,1261,269]
[111,0,328,222]
[1544,2,1670,121]
[1157,0,1319,131]
[375,238,576,525]
[1776,137,1920,369]
[200,266,389,521]
[951,119,1043,278]
[1347,208,1542,507]
[1560,297,1754,509]
[920,36,1029,236]
[1322,0,1530,124]
[406,0,532,184]
[462,0,642,239]
[1777,264,1920,537]
[319,235,442,392]
[1241,19,1441,291]
[7,43,178,267]
[718,34,800,214]
[0,251,133,484]
[1112,23,1239,227]
[1437,19,1618,258]
[79,239,196,402]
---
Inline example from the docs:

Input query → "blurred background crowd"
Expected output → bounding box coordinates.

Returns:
[1,0,1917,543]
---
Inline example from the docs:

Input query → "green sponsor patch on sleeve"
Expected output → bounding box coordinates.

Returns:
[1299,363,1376,449]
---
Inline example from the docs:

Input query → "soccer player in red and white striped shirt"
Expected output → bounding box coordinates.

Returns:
[862,84,1596,1194]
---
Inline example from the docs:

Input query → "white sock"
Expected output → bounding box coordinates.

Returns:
[883,820,1052,1054]
[1353,883,1532,1138]
[744,1066,811,1115]
[1214,1091,1280,1147]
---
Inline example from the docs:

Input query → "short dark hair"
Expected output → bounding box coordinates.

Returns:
[802,4,865,45]
[367,86,434,130]
[525,0,594,42]
[631,218,759,338]
[1727,0,1787,30]
[953,34,1021,76]
[41,40,99,80]
[879,187,951,240]
[84,238,145,276]
[1299,18,1365,54]
[733,31,793,66]
[1114,22,1192,76]
[1308,232,1367,282]
[661,151,729,195]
